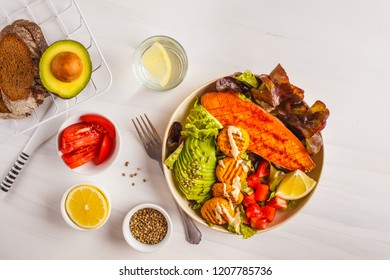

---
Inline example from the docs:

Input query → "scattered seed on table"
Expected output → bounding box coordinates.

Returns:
[129,208,168,244]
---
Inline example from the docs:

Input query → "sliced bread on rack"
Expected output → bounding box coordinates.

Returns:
[0,20,49,119]
[0,33,37,117]
[11,19,49,56]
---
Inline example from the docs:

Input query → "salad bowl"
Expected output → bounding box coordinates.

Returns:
[162,75,324,236]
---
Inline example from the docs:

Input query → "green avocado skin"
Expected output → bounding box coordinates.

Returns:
[173,136,217,204]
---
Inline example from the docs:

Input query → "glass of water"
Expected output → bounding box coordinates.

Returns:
[133,35,188,91]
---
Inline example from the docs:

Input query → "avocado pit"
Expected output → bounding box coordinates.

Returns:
[51,51,83,83]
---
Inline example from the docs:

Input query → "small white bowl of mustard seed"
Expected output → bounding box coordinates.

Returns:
[122,203,172,252]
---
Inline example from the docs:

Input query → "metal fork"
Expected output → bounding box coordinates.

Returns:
[132,114,202,244]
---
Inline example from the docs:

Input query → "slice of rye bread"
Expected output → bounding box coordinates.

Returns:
[11,20,50,105]
[0,95,29,119]
[12,19,49,55]
[0,24,40,59]
[0,34,37,117]
[2,20,49,98]
[0,20,49,119]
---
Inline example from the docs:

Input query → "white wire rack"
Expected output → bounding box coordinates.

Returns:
[0,0,112,144]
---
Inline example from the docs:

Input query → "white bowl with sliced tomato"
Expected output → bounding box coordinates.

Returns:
[57,112,121,175]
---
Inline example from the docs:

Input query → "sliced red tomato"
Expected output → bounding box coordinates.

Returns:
[245,203,263,219]
[61,144,99,169]
[59,115,117,169]
[61,122,95,141]
[250,217,269,229]
[254,183,270,201]
[60,123,103,154]
[80,114,116,139]
[242,193,256,207]
[261,205,276,222]
[243,193,277,230]
[246,173,260,189]
[256,159,270,178]
[246,159,270,189]
[97,134,114,164]
[267,196,288,210]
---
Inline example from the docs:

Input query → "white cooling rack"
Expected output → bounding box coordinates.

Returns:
[0,0,112,143]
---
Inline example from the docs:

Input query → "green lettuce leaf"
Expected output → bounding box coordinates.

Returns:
[269,164,286,191]
[236,70,259,88]
[181,98,222,140]
[240,223,258,239]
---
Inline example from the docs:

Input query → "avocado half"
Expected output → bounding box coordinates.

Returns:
[39,40,92,99]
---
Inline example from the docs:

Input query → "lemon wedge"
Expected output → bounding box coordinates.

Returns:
[275,170,317,200]
[141,41,172,87]
[65,185,109,229]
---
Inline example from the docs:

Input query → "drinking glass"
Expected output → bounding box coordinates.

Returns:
[133,35,188,91]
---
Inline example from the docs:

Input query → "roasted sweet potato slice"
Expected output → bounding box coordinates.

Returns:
[201,91,315,172]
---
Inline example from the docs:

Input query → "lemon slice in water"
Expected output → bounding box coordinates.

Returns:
[65,185,109,229]
[275,170,317,200]
[141,41,172,87]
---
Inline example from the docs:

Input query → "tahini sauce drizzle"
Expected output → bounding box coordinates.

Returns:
[235,159,249,173]
[227,126,243,159]
[231,177,241,201]
[214,202,241,232]
[222,183,233,208]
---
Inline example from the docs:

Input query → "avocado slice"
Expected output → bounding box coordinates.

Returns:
[39,40,92,99]
[173,136,217,204]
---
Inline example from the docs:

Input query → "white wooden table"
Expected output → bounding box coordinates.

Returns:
[0,0,389,260]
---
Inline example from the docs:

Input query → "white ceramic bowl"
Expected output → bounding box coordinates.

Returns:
[161,79,324,235]
[60,182,111,231]
[57,111,121,175]
[122,203,172,252]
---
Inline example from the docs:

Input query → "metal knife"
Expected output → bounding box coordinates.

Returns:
[0,104,67,200]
